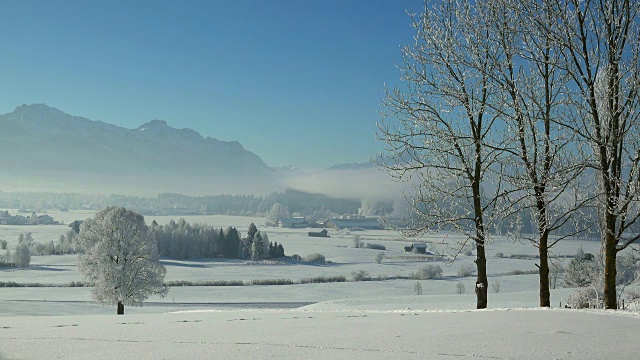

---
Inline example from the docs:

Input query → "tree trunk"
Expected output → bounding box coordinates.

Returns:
[538,236,550,307]
[475,241,488,309]
[117,301,125,315]
[604,231,618,309]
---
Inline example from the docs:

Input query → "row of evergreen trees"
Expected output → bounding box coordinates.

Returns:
[151,219,285,261]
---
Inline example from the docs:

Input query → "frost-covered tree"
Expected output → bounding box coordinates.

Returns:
[12,241,31,267]
[18,232,33,247]
[378,0,505,309]
[251,231,268,261]
[563,253,599,288]
[247,223,258,242]
[481,0,592,308]
[540,0,640,309]
[76,207,168,315]
[268,203,290,224]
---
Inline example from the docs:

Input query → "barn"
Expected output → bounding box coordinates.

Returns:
[277,217,309,228]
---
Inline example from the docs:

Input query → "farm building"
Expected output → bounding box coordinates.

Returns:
[308,229,330,238]
[324,218,383,230]
[404,243,428,254]
[277,217,309,228]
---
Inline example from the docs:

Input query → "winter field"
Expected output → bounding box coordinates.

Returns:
[1,211,639,359]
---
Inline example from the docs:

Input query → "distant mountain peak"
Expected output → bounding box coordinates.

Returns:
[14,103,65,115]
[137,119,168,131]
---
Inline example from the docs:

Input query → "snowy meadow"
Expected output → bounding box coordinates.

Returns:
[1,212,639,359]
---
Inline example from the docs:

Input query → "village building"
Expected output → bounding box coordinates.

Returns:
[277,217,309,228]
[308,229,330,238]
[404,243,428,254]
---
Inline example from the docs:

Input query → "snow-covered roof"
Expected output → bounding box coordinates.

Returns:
[279,217,307,224]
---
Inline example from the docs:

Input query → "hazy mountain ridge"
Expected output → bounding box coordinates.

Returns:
[0,104,277,194]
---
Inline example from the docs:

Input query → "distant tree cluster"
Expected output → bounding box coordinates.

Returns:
[240,223,285,261]
[0,189,362,219]
[151,220,284,261]
[1,231,82,267]
[30,231,81,256]
[12,233,32,267]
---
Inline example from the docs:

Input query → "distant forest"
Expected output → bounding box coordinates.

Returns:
[0,189,364,220]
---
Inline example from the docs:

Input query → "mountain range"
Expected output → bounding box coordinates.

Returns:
[0,104,281,195]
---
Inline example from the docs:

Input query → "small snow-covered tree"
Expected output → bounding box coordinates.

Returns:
[12,241,31,267]
[268,203,290,224]
[247,223,258,242]
[76,207,168,315]
[563,253,599,288]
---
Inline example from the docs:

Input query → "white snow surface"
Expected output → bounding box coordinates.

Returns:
[1,214,639,359]
[1,307,639,359]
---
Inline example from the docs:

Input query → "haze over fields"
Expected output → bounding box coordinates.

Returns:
[0,104,402,200]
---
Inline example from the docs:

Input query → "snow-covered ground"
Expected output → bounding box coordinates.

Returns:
[1,307,639,359]
[1,214,638,359]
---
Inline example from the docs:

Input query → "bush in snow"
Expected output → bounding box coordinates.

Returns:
[564,285,604,309]
[1,250,12,266]
[352,235,361,248]
[616,252,640,286]
[457,264,474,277]
[625,287,640,311]
[299,276,346,284]
[250,279,294,286]
[374,252,384,264]
[352,270,370,281]
[456,281,466,294]
[304,253,326,264]
[364,243,386,250]
[413,264,443,280]
[563,253,599,288]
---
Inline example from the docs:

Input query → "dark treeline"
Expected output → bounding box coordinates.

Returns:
[151,219,284,261]
[0,189,361,219]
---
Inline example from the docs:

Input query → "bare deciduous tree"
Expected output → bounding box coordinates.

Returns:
[483,0,593,307]
[540,0,640,309]
[378,0,504,309]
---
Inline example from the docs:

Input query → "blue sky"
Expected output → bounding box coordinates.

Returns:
[0,0,422,168]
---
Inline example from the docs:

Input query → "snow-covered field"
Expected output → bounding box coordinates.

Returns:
[1,214,638,359]
[2,307,639,359]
